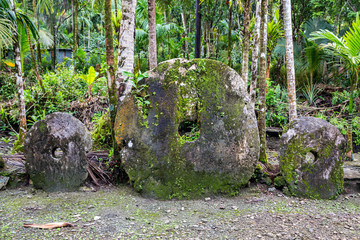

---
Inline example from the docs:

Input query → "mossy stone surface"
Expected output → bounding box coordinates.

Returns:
[279,117,346,199]
[115,59,259,199]
[24,112,92,192]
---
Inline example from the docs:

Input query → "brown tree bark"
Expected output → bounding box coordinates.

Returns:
[258,0,268,163]
[72,0,78,73]
[148,0,157,70]
[26,27,45,92]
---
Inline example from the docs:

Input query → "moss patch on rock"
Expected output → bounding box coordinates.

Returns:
[279,117,346,199]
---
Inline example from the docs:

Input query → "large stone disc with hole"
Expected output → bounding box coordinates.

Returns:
[115,59,259,199]
[24,112,92,192]
[279,117,346,199]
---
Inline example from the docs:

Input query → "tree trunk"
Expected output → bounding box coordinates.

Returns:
[33,0,42,68]
[249,0,262,107]
[116,0,138,102]
[227,3,232,65]
[26,27,44,92]
[241,0,251,85]
[283,0,297,122]
[258,0,268,163]
[105,0,127,182]
[88,15,91,50]
[52,24,57,69]
[72,0,78,73]
[10,0,27,148]
[181,12,189,59]
[148,0,157,70]
[195,0,202,58]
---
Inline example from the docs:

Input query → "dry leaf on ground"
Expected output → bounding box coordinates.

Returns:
[23,222,74,229]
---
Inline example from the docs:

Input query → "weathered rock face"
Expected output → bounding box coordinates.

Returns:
[279,117,346,199]
[24,112,92,192]
[115,59,260,199]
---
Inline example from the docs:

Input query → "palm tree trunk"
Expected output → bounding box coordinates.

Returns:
[32,0,42,67]
[26,27,44,92]
[283,0,297,122]
[72,0,78,73]
[346,70,358,159]
[241,0,251,85]
[148,0,157,70]
[10,0,27,147]
[52,24,57,69]
[195,0,202,58]
[250,0,262,108]
[181,12,189,59]
[105,0,127,182]
[227,2,233,66]
[116,0,137,102]
[258,0,268,163]
[88,15,91,50]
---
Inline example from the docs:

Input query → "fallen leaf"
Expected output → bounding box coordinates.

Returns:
[23,222,74,229]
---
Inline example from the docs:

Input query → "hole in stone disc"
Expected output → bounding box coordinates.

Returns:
[52,147,64,159]
[305,151,317,164]
[178,121,200,141]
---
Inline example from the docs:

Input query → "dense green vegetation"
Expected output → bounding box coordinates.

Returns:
[0,0,359,161]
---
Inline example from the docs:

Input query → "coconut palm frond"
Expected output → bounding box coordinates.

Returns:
[38,28,53,47]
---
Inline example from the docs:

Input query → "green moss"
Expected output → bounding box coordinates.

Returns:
[274,175,286,189]
[91,111,113,149]
[279,126,344,199]
[125,59,253,199]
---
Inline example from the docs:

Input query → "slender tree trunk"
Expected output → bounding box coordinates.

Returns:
[181,12,189,59]
[148,0,157,70]
[116,0,137,102]
[52,24,57,69]
[72,0,78,72]
[242,0,251,85]
[10,0,27,148]
[227,2,232,66]
[88,15,91,50]
[33,0,42,67]
[195,0,202,58]
[258,0,268,163]
[105,0,127,182]
[249,0,262,107]
[26,27,44,92]
[283,0,297,122]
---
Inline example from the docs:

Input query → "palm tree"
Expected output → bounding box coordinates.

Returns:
[148,0,157,69]
[283,0,297,123]
[249,0,262,107]
[241,0,251,85]
[258,0,268,163]
[310,15,360,159]
[1,0,38,149]
[116,0,138,102]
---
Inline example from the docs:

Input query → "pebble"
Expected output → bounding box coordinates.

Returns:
[94,216,101,221]
[205,197,211,201]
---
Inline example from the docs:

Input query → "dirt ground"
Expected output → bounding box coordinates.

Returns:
[1,184,360,240]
